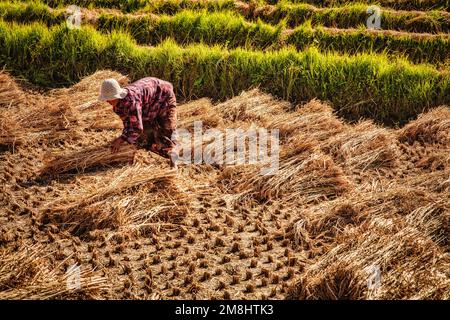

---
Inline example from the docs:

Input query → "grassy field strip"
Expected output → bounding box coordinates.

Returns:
[7,0,449,33]
[95,12,449,64]
[10,0,237,12]
[272,0,449,11]
[0,20,448,125]
[1,4,448,64]
[23,0,450,12]
[284,23,449,65]
[257,2,450,33]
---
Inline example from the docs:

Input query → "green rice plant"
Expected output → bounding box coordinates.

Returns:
[97,10,282,49]
[268,1,450,33]
[269,0,449,11]
[141,0,236,15]
[0,1,65,25]
[285,22,450,65]
[0,20,448,125]
[1,3,448,64]
[4,1,449,34]
[28,0,147,12]
[19,0,236,13]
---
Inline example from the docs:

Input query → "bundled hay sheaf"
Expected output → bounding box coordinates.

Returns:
[268,99,346,142]
[287,216,450,300]
[286,187,448,252]
[20,97,78,131]
[398,106,450,145]
[49,70,129,110]
[0,96,80,148]
[405,169,450,194]
[1,70,449,300]
[286,264,367,300]
[0,117,23,148]
[214,89,288,125]
[40,164,185,237]
[39,144,137,176]
[178,97,223,130]
[0,71,27,107]
[0,245,109,299]
[416,152,450,171]
[322,121,399,171]
[287,199,361,252]
[223,136,350,204]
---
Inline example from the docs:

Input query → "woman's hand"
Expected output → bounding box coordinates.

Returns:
[110,137,124,153]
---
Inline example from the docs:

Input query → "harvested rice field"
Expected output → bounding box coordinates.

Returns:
[0,0,449,301]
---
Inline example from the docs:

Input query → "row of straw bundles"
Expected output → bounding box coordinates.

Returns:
[40,144,137,176]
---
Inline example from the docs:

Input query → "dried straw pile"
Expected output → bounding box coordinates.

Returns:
[178,98,223,130]
[322,120,399,171]
[287,216,449,300]
[286,199,362,253]
[0,71,28,107]
[268,99,346,142]
[2,70,449,300]
[40,164,187,237]
[23,98,79,131]
[81,104,122,131]
[0,96,80,147]
[222,136,350,204]
[214,89,289,125]
[286,187,447,251]
[39,144,137,176]
[398,106,450,145]
[0,244,108,299]
[49,70,129,110]
[0,118,23,147]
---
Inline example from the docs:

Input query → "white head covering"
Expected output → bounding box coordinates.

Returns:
[98,78,128,101]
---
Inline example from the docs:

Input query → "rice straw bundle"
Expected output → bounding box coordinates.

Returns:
[50,70,129,109]
[214,89,288,125]
[287,187,445,251]
[405,202,449,245]
[79,103,122,130]
[200,123,262,166]
[322,121,398,171]
[224,137,350,204]
[44,188,189,238]
[286,264,367,300]
[22,98,79,131]
[398,106,450,145]
[0,244,109,299]
[287,215,450,300]
[0,93,81,148]
[287,199,361,252]
[97,185,191,239]
[0,71,27,107]
[178,98,223,130]
[404,169,450,194]
[40,144,137,176]
[0,102,25,147]
[45,163,176,212]
[41,164,179,236]
[268,99,346,142]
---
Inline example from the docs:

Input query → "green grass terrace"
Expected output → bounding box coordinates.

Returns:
[1,2,449,64]
[0,20,448,125]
